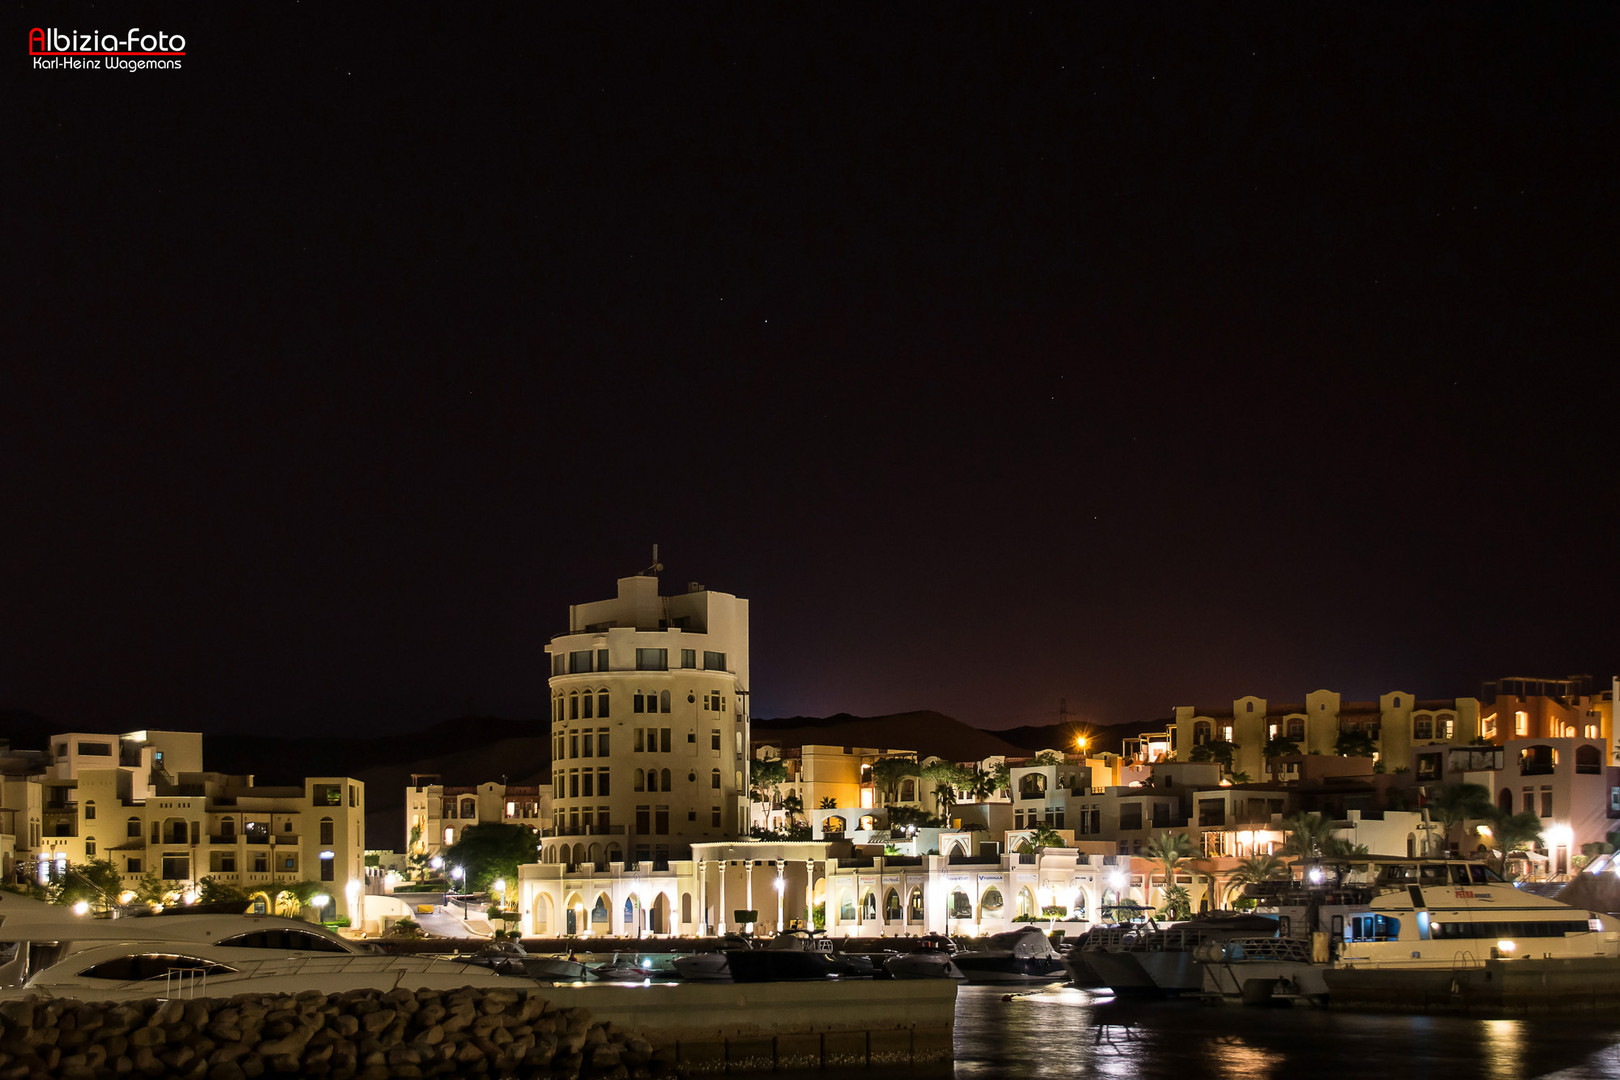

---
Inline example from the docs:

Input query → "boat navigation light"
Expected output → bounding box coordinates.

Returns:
[1497,940,1517,953]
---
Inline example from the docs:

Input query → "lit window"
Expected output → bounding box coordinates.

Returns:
[1515,711,1528,736]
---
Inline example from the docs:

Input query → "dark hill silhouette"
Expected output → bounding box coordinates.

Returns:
[752,710,1028,762]
[995,717,1171,755]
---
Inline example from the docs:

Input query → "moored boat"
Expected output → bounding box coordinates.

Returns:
[884,934,965,980]
[950,925,1067,985]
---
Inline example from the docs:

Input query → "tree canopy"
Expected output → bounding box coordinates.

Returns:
[870,757,920,802]
[749,758,789,802]
[441,822,541,893]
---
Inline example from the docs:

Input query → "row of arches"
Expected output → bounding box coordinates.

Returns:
[528,890,691,936]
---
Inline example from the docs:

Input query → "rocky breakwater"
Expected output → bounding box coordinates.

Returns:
[0,985,669,1080]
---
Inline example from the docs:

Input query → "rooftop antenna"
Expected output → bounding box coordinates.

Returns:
[642,543,664,576]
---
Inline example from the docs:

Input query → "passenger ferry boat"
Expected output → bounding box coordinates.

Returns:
[1196,857,1620,1011]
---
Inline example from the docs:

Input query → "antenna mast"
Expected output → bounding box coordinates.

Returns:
[642,544,664,576]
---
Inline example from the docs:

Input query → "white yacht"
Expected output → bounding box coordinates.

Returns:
[1197,857,1620,1009]
[0,893,546,1000]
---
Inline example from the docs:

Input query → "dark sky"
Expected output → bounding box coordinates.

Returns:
[10,4,1617,738]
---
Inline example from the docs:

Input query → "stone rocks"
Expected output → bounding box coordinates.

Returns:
[0,986,672,1080]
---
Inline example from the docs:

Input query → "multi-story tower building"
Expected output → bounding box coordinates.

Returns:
[543,573,750,865]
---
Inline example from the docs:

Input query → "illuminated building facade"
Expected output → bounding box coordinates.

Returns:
[543,573,750,865]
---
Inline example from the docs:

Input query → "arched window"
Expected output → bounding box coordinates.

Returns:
[899,779,916,802]
[635,769,646,792]
[659,690,671,712]
[860,891,877,920]
[634,692,645,713]
[84,801,96,821]
[582,694,593,719]
[1577,745,1602,774]
[128,816,141,838]
[858,815,876,831]
[948,889,972,918]
[824,815,846,834]
[443,827,454,844]
[981,887,1004,916]
[1072,892,1087,921]
[569,693,579,720]
[839,891,856,920]
[461,798,476,818]
[1017,886,1036,919]
[908,887,925,919]
[1414,714,1433,740]
[883,888,901,922]
[1019,774,1047,798]
[1499,788,1513,813]
[1287,718,1305,740]
[711,769,721,790]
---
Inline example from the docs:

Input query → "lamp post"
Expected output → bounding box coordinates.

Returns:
[450,866,466,916]
[311,894,331,926]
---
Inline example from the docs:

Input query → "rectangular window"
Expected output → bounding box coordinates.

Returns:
[634,728,644,752]
[703,651,726,670]
[598,692,609,718]
[634,693,644,714]
[582,772,594,798]
[569,734,579,758]
[127,857,143,873]
[661,728,672,753]
[313,784,342,806]
[570,696,579,720]
[77,741,112,756]
[161,856,189,880]
[596,649,609,672]
[1119,803,1143,830]
[320,820,335,845]
[569,771,580,798]
[681,649,696,669]
[1541,789,1554,818]
[711,730,721,751]
[712,806,722,827]
[635,806,651,833]
[569,650,593,674]
[598,769,610,797]
[1522,789,1534,814]
[252,853,267,873]
[598,731,609,755]
[320,858,335,882]
[636,648,668,671]
[655,806,669,834]
[581,734,593,758]
[582,694,593,719]
[553,654,565,675]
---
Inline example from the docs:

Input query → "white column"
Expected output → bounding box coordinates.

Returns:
[717,861,728,936]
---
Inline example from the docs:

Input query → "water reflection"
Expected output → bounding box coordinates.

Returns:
[951,986,1620,1079]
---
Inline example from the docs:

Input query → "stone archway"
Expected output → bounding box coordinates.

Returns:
[651,893,671,935]
[532,893,555,936]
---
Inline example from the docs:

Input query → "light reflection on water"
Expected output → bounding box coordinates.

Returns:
[950,986,1620,1080]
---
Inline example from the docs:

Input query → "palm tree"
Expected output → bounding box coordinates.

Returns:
[921,761,966,817]
[1225,852,1287,906]
[1484,809,1543,877]
[1424,782,1493,857]
[1280,812,1335,860]
[1144,831,1193,911]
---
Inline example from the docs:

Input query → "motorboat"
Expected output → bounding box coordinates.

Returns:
[1197,857,1620,1010]
[949,925,1067,985]
[1080,911,1279,996]
[456,938,593,982]
[724,929,876,982]
[672,932,752,982]
[884,934,965,980]
[591,953,659,982]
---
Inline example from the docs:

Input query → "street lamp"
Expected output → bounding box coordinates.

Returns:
[311,894,331,925]
[450,867,467,916]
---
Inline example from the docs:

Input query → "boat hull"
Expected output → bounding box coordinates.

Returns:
[1325,956,1620,1012]
[951,956,1067,985]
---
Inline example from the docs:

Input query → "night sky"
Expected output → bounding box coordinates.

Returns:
[10,4,1617,739]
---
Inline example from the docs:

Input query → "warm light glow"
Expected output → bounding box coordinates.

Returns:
[430,855,443,870]
[493,878,506,895]
[72,901,90,916]
[1108,872,1126,890]
[312,893,331,912]
[182,889,198,905]
[774,878,785,893]
[118,891,136,904]
[1308,867,1325,884]
[1476,825,1493,837]
[1076,736,1088,751]
[1497,940,1516,953]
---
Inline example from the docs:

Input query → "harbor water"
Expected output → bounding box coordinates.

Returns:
[950,985,1620,1079]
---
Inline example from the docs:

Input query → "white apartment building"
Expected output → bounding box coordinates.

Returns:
[543,574,750,865]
